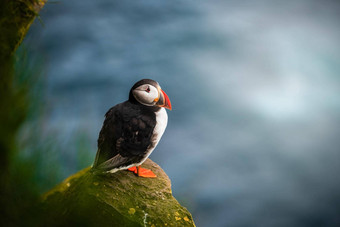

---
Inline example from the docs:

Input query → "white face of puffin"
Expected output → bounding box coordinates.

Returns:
[132,84,160,106]
[131,80,172,110]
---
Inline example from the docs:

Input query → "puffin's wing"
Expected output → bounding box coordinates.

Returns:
[93,106,120,169]
[93,103,156,171]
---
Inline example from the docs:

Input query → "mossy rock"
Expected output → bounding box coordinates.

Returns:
[41,159,195,227]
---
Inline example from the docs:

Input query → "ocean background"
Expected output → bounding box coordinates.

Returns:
[23,0,340,226]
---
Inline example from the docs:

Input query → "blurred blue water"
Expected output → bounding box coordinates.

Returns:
[25,0,340,226]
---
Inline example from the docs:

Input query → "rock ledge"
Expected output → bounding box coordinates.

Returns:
[41,159,195,227]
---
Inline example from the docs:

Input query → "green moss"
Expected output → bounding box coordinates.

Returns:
[0,0,45,58]
[42,159,196,227]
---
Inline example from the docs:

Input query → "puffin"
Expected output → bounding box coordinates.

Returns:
[92,79,172,178]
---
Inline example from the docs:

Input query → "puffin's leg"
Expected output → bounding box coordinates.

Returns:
[136,165,157,178]
[127,166,137,173]
[127,165,156,178]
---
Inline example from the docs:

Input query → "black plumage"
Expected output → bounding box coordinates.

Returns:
[93,101,158,171]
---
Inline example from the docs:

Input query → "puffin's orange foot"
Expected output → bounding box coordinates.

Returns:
[137,167,157,178]
[127,166,137,173]
[127,166,156,178]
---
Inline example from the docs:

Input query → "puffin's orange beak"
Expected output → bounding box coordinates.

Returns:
[156,89,172,110]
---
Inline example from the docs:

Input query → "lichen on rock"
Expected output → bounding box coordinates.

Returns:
[41,159,195,227]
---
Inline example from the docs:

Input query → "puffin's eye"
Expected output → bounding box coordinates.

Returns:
[145,87,150,93]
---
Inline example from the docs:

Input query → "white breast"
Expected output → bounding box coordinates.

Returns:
[137,107,168,165]
[152,108,168,144]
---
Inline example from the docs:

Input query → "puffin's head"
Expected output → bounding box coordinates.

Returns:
[129,79,172,110]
